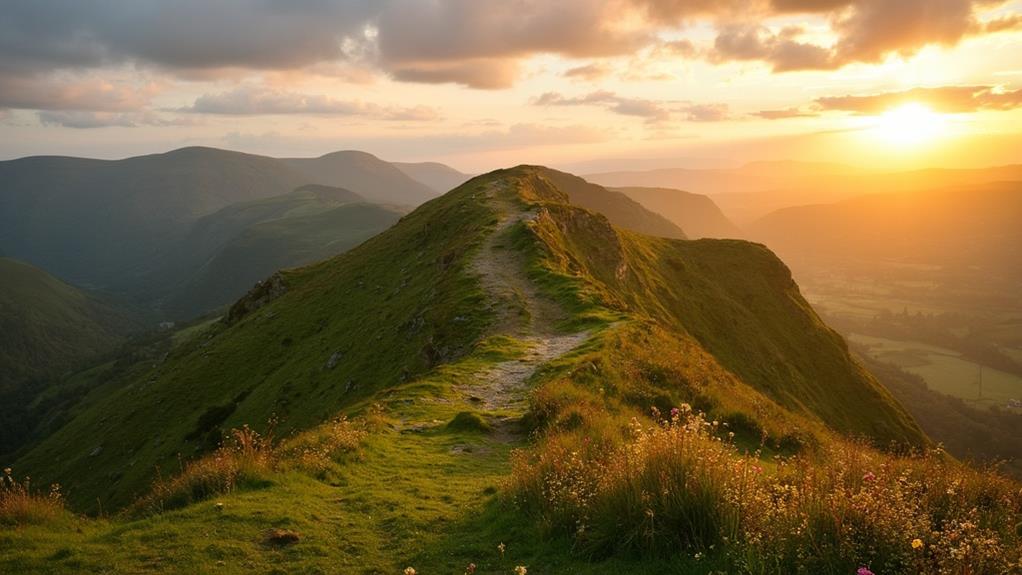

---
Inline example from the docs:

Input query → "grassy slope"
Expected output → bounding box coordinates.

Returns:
[611,186,744,239]
[284,151,439,207]
[5,166,925,574]
[0,258,140,461]
[521,167,923,444]
[162,199,404,319]
[0,148,309,292]
[14,180,496,512]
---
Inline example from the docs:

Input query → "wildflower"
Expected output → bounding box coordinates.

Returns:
[670,407,681,419]
[498,542,506,558]
[404,568,416,575]
[862,471,876,482]
[465,564,476,575]
[515,567,527,575]
[912,538,924,549]
[857,567,875,575]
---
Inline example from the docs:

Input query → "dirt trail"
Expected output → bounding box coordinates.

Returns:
[461,182,590,413]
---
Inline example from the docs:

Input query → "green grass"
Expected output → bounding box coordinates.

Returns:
[4,166,951,574]
[850,333,1022,410]
[13,178,498,512]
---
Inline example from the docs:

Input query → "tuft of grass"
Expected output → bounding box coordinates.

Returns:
[0,467,64,525]
[509,407,1022,573]
[131,425,275,516]
[446,411,493,434]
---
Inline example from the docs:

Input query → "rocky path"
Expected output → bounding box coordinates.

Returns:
[460,183,590,414]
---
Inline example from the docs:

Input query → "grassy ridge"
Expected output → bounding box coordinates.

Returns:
[3,166,958,574]
[13,178,498,511]
[516,167,923,445]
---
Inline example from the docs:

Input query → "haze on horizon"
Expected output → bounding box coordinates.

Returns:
[2,0,1022,173]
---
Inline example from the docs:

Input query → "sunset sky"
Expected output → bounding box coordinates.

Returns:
[2,0,1022,171]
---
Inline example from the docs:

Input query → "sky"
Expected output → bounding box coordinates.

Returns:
[1,0,1022,172]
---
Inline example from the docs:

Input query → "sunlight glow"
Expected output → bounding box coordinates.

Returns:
[869,102,947,147]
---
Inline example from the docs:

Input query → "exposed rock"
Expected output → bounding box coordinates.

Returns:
[224,272,288,325]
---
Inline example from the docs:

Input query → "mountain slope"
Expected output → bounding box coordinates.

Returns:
[0,258,138,458]
[588,162,1022,224]
[748,182,1022,278]
[284,151,439,206]
[610,186,743,238]
[12,165,922,517]
[538,168,687,239]
[0,147,309,292]
[163,201,405,318]
[393,161,472,193]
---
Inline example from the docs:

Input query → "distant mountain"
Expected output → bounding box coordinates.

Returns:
[0,148,426,319]
[610,186,743,239]
[0,147,308,292]
[0,258,135,388]
[748,182,1022,280]
[0,258,138,458]
[588,162,1022,224]
[538,168,687,239]
[285,151,438,206]
[393,161,472,193]
[163,200,404,318]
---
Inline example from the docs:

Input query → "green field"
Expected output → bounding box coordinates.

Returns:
[849,333,1022,410]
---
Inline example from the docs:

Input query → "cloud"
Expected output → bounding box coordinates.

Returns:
[713,0,1018,71]
[535,90,730,123]
[713,24,835,70]
[0,74,160,111]
[0,0,1018,104]
[815,85,1022,114]
[37,110,196,129]
[563,63,613,81]
[183,86,441,120]
[755,107,819,119]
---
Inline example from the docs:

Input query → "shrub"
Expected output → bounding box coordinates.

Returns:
[278,416,368,474]
[132,425,275,515]
[446,411,492,434]
[0,467,64,525]
[508,407,1022,573]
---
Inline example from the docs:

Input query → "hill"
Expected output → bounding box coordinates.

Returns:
[0,147,308,293]
[610,186,743,239]
[163,200,405,318]
[0,258,137,458]
[393,161,472,193]
[10,165,919,515]
[588,162,1022,224]
[284,151,439,206]
[539,168,687,239]
[35,167,1022,575]
[0,148,424,319]
[748,182,1022,277]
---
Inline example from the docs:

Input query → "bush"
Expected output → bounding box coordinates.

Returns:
[132,425,275,515]
[508,406,1022,573]
[0,467,64,525]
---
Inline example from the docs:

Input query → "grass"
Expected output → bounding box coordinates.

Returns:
[13,177,499,512]
[850,333,1022,409]
[509,408,1022,574]
[5,166,1015,574]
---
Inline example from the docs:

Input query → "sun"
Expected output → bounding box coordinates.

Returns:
[869,102,947,147]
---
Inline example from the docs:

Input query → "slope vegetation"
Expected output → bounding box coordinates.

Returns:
[611,186,743,238]
[4,166,948,575]
[0,258,137,458]
[285,150,438,206]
